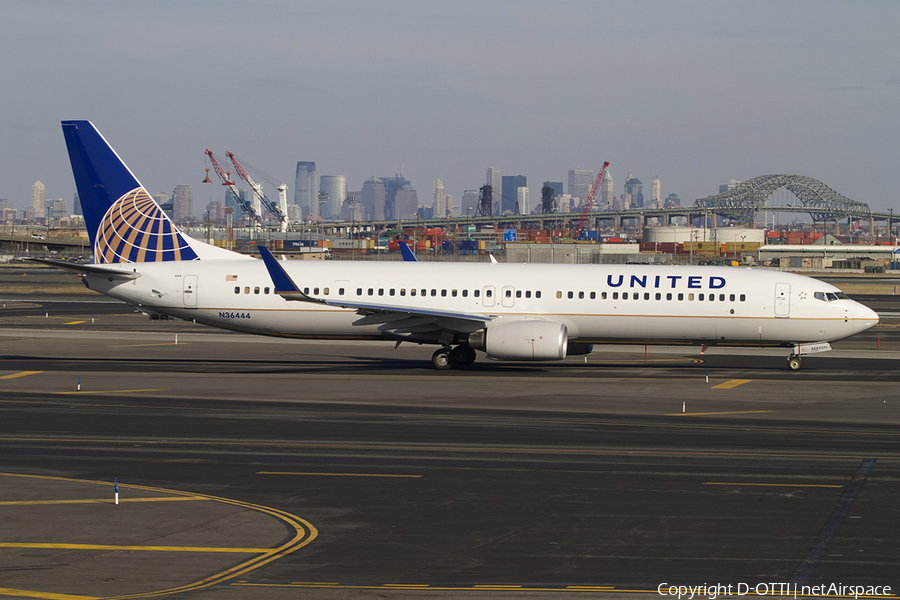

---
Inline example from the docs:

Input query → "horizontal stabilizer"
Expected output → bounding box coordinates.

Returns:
[29,258,141,280]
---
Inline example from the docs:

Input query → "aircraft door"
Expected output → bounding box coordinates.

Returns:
[183,274,198,308]
[774,283,790,317]
[482,285,496,307]
[501,286,515,308]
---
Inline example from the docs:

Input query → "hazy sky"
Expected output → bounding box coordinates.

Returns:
[2,0,898,216]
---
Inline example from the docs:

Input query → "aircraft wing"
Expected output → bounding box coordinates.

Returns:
[257,246,490,334]
[28,258,142,280]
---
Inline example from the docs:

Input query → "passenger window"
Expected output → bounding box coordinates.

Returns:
[612,292,618,300]
[323,287,329,295]
[486,289,492,297]
[666,293,672,300]
[578,291,584,299]
[245,286,251,294]
[655,293,661,300]
[623,292,629,300]
[234,287,240,294]
[719,294,725,301]
[421,289,426,296]
[535,291,541,298]
[303,287,309,294]
[313,287,320,295]
[368,288,374,296]
[411,289,417,296]
[474,290,480,297]
[698,293,704,301]
[390,289,395,296]
[740,294,746,302]
[462,289,468,297]
[688,293,694,301]
[709,294,715,301]
[601,292,607,299]
[590,291,596,299]
[644,292,650,300]
[677,293,683,301]
[357,288,362,295]
[516,290,521,298]
[506,290,512,298]
[525,291,531,298]
[431,289,437,297]
[451,289,457,297]
[556,291,562,299]
[337,288,343,296]
[254,287,260,294]
[729,294,735,302]
[378,289,384,296]
[400,289,406,296]
[567,291,574,299]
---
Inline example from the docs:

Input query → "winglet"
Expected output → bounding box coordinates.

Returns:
[398,241,418,262]
[257,246,321,303]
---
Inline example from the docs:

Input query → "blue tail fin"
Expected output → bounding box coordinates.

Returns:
[61,120,198,264]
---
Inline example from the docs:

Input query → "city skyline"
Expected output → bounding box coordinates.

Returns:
[2,2,898,217]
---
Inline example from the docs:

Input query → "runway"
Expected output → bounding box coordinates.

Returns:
[1,294,899,599]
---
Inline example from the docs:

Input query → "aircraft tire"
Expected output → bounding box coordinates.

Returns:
[450,345,477,367]
[787,355,802,371]
[432,348,453,370]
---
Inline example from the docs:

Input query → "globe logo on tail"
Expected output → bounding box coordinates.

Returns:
[95,188,199,263]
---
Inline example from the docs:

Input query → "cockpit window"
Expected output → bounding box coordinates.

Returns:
[826,292,839,301]
[814,292,825,301]
[835,292,849,300]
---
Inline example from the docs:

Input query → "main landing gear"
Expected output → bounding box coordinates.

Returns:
[431,344,477,370]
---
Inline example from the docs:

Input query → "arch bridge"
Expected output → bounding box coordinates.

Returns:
[693,175,871,223]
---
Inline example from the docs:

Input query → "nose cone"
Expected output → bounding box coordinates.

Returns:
[852,302,880,334]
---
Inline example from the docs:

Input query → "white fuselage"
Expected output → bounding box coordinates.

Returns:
[83,260,879,348]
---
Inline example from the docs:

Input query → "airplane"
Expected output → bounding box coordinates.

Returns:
[43,120,879,371]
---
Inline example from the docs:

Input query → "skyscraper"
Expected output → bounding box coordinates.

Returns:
[379,175,411,221]
[360,177,386,221]
[517,187,530,214]
[600,171,614,210]
[651,176,661,209]
[624,175,643,209]
[394,184,419,220]
[460,190,479,217]
[501,175,526,214]
[486,167,501,215]
[432,177,449,217]
[31,181,45,219]
[172,184,193,222]
[543,181,563,198]
[319,176,346,220]
[294,162,317,219]
[73,192,82,216]
[568,170,592,201]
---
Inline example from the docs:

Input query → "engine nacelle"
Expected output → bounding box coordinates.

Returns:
[469,321,568,361]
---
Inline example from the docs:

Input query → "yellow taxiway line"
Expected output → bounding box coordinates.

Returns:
[0,371,42,380]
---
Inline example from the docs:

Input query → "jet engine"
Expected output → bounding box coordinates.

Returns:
[469,321,568,361]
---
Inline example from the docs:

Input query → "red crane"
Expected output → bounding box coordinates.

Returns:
[573,161,610,236]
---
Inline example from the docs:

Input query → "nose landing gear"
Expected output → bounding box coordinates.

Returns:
[787,354,802,371]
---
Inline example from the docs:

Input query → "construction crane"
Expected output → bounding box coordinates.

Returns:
[573,161,610,236]
[226,152,288,233]
[204,149,261,224]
